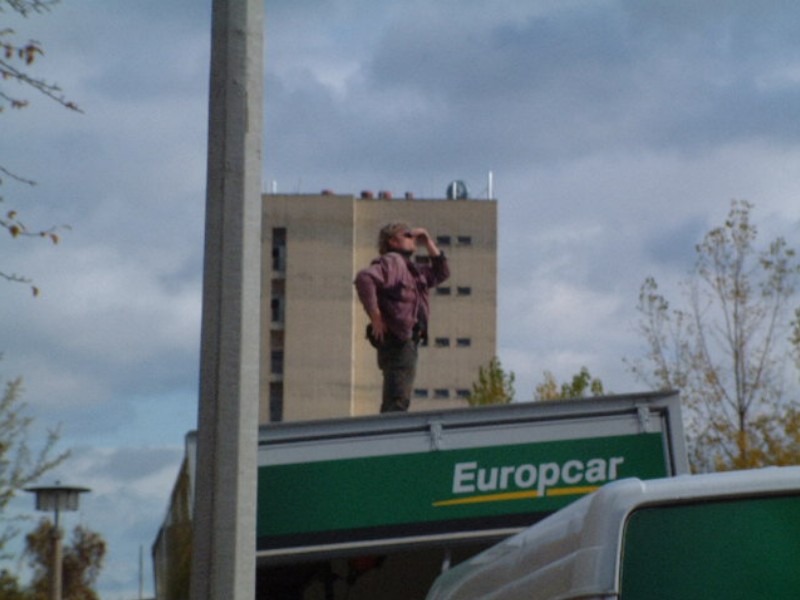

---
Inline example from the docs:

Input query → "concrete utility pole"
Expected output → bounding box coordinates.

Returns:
[190,1,263,599]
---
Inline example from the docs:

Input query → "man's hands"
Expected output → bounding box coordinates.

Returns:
[369,310,387,342]
[410,227,441,257]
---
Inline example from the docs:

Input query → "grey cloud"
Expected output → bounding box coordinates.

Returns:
[341,1,800,165]
[88,446,183,481]
[644,214,707,269]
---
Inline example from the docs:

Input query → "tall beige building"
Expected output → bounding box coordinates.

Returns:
[260,190,497,423]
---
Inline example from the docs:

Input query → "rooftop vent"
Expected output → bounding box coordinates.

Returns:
[446,180,469,200]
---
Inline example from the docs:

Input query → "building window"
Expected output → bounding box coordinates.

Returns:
[436,287,451,296]
[436,235,451,246]
[434,389,450,399]
[271,351,284,375]
[456,338,471,347]
[269,382,283,422]
[457,235,472,246]
[413,389,429,399]
[272,227,286,272]
[270,330,284,349]
[434,338,450,348]
[271,297,283,324]
[457,286,472,296]
[456,389,471,400]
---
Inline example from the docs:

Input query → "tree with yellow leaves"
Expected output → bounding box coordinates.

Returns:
[629,200,800,471]
[24,520,106,600]
[534,366,605,401]
[469,356,515,406]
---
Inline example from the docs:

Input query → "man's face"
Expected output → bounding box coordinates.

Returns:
[389,228,416,253]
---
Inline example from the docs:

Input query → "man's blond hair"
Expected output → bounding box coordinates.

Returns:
[378,222,410,255]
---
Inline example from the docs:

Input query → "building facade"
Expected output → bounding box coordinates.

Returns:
[260,191,497,423]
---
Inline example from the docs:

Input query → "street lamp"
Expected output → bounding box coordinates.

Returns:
[25,483,90,600]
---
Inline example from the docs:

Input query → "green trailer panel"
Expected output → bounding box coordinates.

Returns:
[621,493,800,599]
[259,433,667,546]
[256,392,687,562]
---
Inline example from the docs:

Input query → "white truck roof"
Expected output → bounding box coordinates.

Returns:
[426,466,800,600]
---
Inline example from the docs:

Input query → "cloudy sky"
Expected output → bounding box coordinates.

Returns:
[3,0,800,597]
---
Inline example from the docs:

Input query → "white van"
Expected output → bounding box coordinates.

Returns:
[427,466,800,600]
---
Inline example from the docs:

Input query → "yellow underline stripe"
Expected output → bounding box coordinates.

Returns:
[432,486,600,507]
[546,485,599,496]
[434,490,538,507]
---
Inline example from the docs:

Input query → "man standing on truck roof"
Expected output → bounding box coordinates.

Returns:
[355,223,450,413]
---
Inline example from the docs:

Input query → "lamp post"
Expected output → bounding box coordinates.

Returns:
[25,483,90,600]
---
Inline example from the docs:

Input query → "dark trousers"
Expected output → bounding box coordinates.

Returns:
[377,338,418,413]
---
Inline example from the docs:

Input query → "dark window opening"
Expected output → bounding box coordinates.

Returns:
[271,351,284,375]
[272,227,286,271]
[269,382,283,422]
[271,297,283,323]
[270,330,284,349]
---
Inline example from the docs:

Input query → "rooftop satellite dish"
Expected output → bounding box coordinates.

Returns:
[446,180,469,200]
